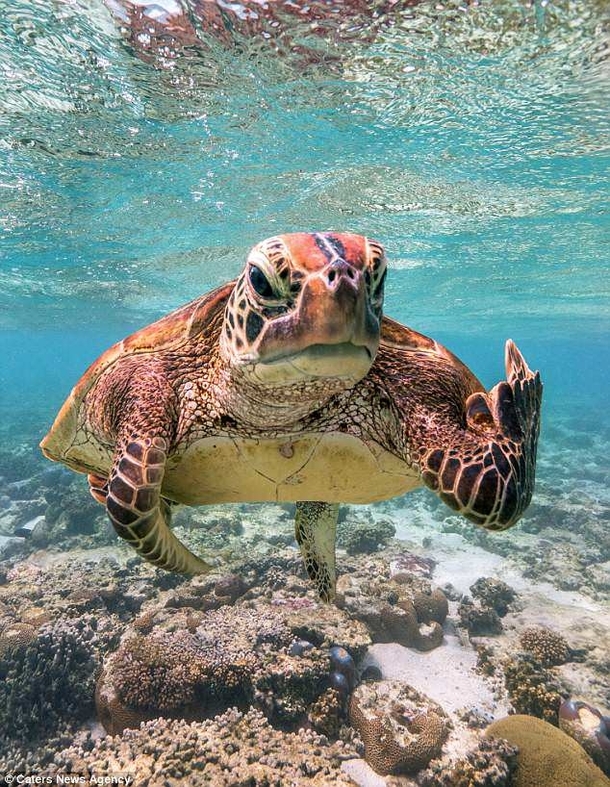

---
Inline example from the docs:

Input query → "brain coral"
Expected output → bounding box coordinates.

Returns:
[485,714,610,787]
[349,680,449,776]
[519,626,570,667]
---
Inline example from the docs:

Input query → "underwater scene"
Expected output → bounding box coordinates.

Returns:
[0,0,609,784]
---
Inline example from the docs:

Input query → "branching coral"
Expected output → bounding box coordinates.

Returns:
[48,708,358,786]
[308,688,343,738]
[418,737,519,786]
[112,631,242,711]
[96,602,335,734]
[519,626,570,667]
[503,653,566,724]
[0,618,98,745]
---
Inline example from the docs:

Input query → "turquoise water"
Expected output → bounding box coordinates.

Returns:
[1,0,608,442]
[0,0,609,779]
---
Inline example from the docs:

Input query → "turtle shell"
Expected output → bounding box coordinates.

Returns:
[40,282,234,467]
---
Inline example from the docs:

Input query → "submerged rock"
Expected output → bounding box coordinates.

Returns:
[559,699,610,775]
[469,577,517,617]
[458,596,503,636]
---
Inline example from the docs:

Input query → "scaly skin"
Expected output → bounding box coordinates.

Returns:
[43,232,542,598]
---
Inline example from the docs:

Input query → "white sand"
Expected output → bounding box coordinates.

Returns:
[360,636,508,716]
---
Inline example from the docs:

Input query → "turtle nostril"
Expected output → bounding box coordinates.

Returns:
[325,259,359,290]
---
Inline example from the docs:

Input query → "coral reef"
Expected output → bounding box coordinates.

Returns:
[519,626,570,667]
[96,600,353,734]
[336,517,396,555]
[389,552,436,581]
[418,737,518,786]
[458,598,503,636]
[0,621,37,659]
[349,680,449,776]
[0,618,99,745]
[469,577,517,617]
[48,707,358,786]
[485,714,610,786]
[503,653,566,724]
[457,577,516,637]
[559,699,610,775]
[281,598,371,658]
[336,566,448,652]
[308,688,344,738]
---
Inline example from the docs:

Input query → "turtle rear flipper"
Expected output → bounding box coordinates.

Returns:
[107,435,211,574]
[295,501,339,602]
[422,340,542,530]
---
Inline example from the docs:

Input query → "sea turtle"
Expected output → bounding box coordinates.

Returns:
[41,232,542,601]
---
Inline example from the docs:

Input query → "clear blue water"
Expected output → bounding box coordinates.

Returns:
[0,0,609,775]
[0,1,608,465]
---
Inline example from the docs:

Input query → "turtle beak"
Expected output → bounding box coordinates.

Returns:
[258,257,380,363]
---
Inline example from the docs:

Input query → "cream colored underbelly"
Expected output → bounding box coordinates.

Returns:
[162,432,419,505]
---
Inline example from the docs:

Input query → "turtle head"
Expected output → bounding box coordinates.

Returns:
[221,232,386,388]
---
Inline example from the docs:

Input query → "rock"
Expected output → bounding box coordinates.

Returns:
[13,514,47,541]
[0,534,27,559]
[458,598,503,636]
[469,577,517,617]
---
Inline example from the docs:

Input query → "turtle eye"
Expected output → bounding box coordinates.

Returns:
[248,265,275,299]
[372,268,387,302]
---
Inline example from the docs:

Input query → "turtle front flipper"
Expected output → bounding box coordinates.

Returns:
[421,340,542,530]
[295,502,339,602]
[88,473,109,505]
[107,436,211,574]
